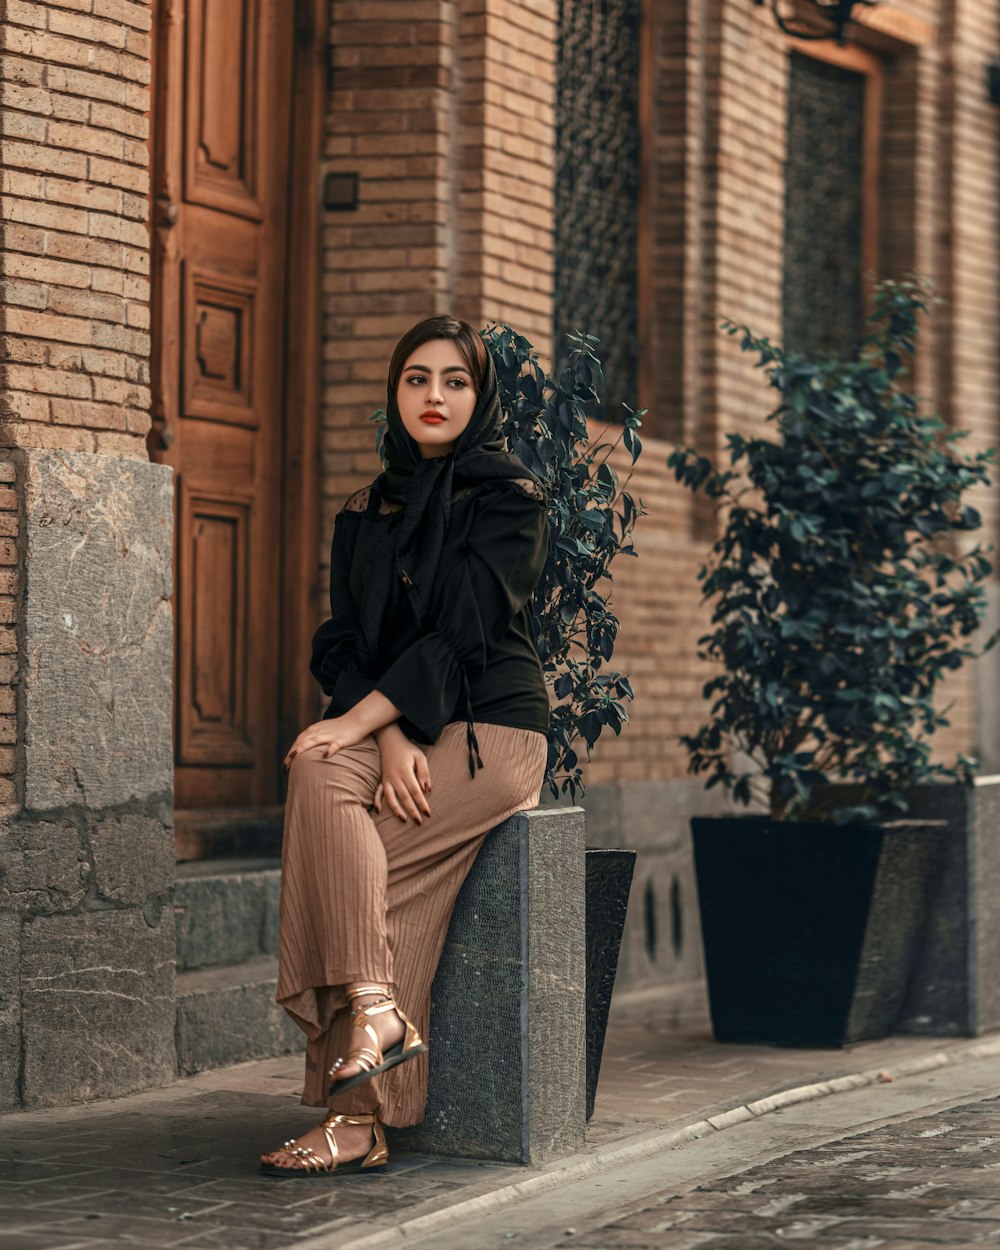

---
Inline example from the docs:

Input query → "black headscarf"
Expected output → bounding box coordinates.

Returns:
[356,345,544,778]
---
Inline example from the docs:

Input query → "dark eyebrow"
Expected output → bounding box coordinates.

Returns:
[402,363,471,375]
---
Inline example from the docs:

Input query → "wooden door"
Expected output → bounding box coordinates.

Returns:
[150,0,294,829]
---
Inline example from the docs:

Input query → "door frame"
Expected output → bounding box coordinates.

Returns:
[278,0,325,780]
[148,0,325,854]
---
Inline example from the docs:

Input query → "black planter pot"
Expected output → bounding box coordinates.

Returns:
[692,816,948,1047]
[585,848,636,1120]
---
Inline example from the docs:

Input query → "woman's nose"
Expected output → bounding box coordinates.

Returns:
[427,378,445,405]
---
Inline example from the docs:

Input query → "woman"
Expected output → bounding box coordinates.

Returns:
[259,315,551,1177]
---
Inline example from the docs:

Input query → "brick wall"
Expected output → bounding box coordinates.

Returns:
[573,0,998,789]
[317,0,1000,787]
[939,0,1000,762]
[321,0,456,541]
[452,0,556,346]
[0,0,152,461]
[319,0,556,598]
[0,1,991,797]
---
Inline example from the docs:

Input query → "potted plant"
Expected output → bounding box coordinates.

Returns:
[668,279,997,1046]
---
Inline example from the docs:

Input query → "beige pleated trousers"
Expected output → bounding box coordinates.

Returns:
[275,720,548,1128]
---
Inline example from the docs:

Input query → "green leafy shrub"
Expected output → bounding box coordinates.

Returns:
[668,278,997,822]
[369,324,647,801]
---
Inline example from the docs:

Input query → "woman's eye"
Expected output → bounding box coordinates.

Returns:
[448,378,467,388]
[407,375,426,384]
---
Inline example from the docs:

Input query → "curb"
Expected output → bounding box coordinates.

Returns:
[288,1033,1000,1250]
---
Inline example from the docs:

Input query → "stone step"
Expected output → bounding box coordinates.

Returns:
[174,856,281,972]
[175,955,301,1076]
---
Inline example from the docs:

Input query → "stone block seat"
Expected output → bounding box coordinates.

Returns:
[175,804,588,1164]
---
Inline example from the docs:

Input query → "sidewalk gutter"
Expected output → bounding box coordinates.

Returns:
[288,1033,1000,1250]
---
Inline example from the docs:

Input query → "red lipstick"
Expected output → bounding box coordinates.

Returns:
[419,410,446,424]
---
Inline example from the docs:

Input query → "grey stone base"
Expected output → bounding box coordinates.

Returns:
[896,778,1000,1037]
[172,861,291,1076]
[1,449,175,1111]
[175,859,281,971]
[21,450,174,813]
[175,957,300,1075]
[396,806,587,1164]
[21,910,175,1108]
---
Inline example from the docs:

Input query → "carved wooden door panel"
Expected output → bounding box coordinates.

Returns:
[150,0,293,820]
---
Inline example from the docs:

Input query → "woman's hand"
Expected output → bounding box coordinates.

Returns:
[282,715,368,770]
[373,728,432,825]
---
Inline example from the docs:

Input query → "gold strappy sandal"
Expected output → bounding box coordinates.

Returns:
[327,984,428,1096]
[259,1111,388,1178]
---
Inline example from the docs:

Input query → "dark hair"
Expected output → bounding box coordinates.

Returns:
[388,315,488,397]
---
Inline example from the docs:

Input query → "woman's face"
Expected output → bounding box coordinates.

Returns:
[396,337,478,458]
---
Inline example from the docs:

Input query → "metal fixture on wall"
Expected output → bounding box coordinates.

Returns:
[753,0,881,44]
[323,171,359,212]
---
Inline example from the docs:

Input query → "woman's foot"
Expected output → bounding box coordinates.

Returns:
[259,1112,378,1173]
[325,983,428,1096]
[328,990,406,1087]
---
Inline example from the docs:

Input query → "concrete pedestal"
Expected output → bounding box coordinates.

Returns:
[396,805,587,1164]
[897,778,1000,1036]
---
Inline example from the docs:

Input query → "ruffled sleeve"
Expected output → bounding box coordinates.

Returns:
[373,482,548,776]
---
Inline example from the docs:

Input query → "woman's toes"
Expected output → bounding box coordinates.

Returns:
[262,1146,303,1169]
[330,1057,361,1083]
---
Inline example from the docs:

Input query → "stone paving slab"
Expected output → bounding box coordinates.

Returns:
[2,982,999,1250]
[551,1092,1000,1248]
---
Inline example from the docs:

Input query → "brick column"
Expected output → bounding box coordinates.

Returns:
[0,0,175,1110]
[319,0,557,614]
[453,0,557,356]
[0,0,153,456]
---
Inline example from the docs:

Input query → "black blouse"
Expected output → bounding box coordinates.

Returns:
[309,476,551,777]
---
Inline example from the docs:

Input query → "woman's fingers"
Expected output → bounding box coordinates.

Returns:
[373,782,383,813]
[383,782,407,821]
[284,734,319,767]
[414,759,432,811]
[403,761,431,821]
[415,770,432,810]
[398,781,423,824]
[381,776,430,824]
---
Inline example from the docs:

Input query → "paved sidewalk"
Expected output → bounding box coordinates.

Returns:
[2,981,1000,1250]
[557,1088,1000,1249]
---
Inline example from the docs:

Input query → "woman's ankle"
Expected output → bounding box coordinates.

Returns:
[345,981,393,999]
